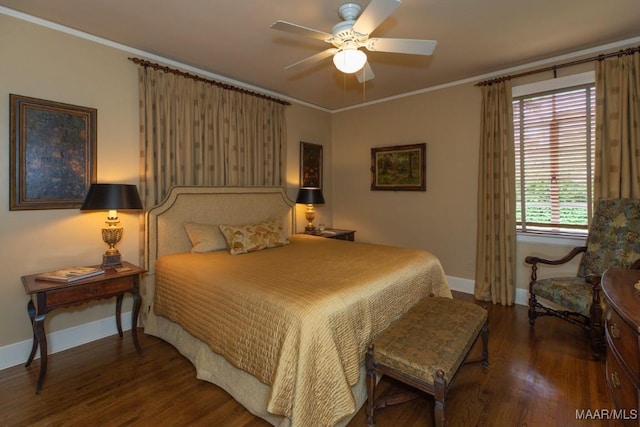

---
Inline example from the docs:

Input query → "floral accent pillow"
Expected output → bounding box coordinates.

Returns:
[183,222,227,253]
[219,218,289,255]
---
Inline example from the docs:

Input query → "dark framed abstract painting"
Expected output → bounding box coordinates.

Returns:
[10,94,97,210]
[300,141,323,189]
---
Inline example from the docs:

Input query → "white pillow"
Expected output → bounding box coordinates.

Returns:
[183,222,227,253]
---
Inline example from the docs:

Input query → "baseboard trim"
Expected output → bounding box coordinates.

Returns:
[447,275,529,306]
[0,312,131,371]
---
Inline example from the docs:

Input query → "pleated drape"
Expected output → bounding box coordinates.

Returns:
[594,51,640,199]
[137,67,287,209]
[475,80,516,306]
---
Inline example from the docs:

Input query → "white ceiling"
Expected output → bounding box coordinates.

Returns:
[2,0,640,111]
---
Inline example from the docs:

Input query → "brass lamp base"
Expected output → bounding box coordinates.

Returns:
[304,204,316,233]
[102,252,122,269]
[101,225,123,269]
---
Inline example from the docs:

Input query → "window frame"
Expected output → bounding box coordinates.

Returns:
[512,71,595,241]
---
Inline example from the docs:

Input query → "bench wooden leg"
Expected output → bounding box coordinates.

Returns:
[464,319,490,368]
[433,369,447,427]
[366,343,376,427]
[481,322,489,369]
[365,302,489,427]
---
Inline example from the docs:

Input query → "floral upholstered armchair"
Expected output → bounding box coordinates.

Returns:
[525,198,640,360]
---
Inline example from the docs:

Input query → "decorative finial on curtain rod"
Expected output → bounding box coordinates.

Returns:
[475,76,512,87]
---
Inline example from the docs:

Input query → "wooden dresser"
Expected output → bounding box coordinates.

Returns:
[602,268,640,424]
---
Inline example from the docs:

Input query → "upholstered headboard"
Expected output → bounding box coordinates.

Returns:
[144,186,295,274]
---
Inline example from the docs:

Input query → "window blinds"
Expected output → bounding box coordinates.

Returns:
[514,84,595,233]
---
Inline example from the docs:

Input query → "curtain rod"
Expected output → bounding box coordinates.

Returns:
[128,57,291,106]
[476,45,640,87]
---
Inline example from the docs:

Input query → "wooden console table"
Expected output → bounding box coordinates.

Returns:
[22,261,145,393]
[601,268,640,424]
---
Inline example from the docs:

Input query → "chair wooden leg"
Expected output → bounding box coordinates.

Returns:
[528,294,538,326]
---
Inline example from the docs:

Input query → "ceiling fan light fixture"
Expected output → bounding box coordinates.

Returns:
[333,46,367,74]
[273,0,438,83]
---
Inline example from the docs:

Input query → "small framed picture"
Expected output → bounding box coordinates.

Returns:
[300,141,323,189]
[10,94,97,210]
[371,143,426,191]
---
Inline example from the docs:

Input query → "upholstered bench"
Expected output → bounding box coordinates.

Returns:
[365,296,489,427]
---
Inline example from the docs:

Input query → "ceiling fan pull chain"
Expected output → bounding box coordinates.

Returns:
[363,71,366,103]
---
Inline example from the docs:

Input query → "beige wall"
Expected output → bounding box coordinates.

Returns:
[332,84,481,280]
[0,14,141,348]
[331,77,587,295]
[0,13,331,354]
[285,104,333,231]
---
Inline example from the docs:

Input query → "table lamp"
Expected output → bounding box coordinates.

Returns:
[80,183,143,268]
[295,187,325,233]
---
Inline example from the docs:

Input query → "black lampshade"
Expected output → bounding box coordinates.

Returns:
[80,184,143,211]
[296,187,325,204]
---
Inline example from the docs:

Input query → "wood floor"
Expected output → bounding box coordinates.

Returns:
[0,292,622,427]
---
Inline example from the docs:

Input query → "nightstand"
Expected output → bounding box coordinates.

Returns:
[314,228,356,241]
[21,261,145,393]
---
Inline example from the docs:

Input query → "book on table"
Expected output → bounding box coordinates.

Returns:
[35,266,105,283]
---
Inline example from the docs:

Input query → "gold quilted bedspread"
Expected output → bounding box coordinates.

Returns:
[154,234,451,426]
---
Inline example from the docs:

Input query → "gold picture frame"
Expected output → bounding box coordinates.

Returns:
[10,94,97,210]
[371,143,426,191]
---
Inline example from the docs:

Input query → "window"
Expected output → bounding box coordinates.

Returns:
[513,72,595,236]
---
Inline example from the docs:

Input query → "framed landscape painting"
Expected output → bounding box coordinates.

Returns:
[371,143,426,191]
[10,94,97,210]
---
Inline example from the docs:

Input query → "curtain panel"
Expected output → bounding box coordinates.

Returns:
[137,66,287,208]
[475,80,516,306]
[594,51,640,199]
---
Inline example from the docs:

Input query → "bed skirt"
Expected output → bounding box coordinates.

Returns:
[144,310,367,426]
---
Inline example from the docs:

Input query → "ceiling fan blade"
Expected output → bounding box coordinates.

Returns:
[271,20,333,42]
[356,62,375,83]
[365,38,437,55]
[352,0,401,36]
[284,48,338,70]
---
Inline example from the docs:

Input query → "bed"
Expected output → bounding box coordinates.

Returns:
[142,186,452,426]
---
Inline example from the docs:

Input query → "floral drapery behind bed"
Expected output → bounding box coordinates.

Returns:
[137,65,288,208]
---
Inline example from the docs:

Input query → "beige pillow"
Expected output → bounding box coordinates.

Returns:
[183,222,227,253]
[219,217,289,255]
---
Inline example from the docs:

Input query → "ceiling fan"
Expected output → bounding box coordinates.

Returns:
[271,0,437,83]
